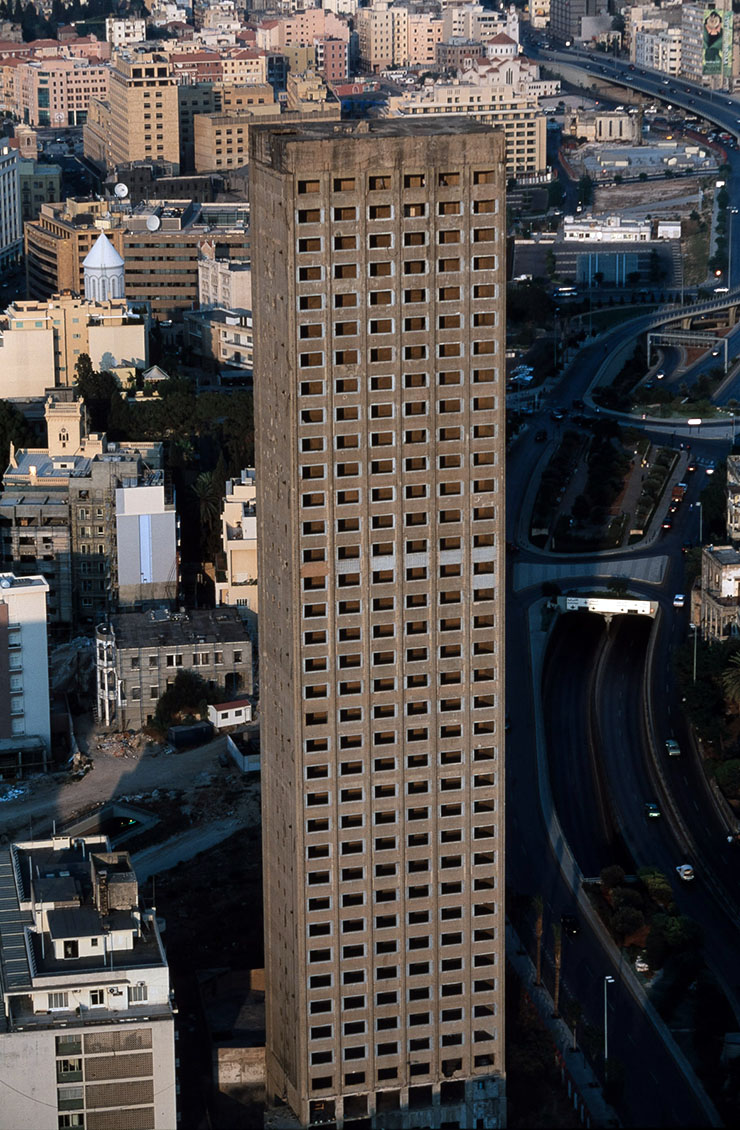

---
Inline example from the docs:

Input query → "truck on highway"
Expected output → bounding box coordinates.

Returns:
[671,482,687,504]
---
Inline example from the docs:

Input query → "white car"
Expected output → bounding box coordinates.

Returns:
[676,864,695,882]
[673,594,685,608]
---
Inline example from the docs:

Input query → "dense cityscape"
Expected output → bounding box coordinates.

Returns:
[0,1,740,1128]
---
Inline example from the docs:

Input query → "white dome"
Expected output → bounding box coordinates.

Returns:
[83,232,125,271]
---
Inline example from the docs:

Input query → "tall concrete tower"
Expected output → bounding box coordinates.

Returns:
[252,119,506,1130]
[83,231,125,301]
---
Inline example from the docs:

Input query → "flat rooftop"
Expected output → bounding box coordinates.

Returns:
[103,606,250,649]
[251,116,499,145]
[706,546,740,565]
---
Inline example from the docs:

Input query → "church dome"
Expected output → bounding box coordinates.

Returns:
[83,232,125,302]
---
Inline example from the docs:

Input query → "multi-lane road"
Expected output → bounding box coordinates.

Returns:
[507,46,740,1126]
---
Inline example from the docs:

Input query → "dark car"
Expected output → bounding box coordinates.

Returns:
[550,408,565,421]
[662,515,673,530]
[561,913,580,937]
[534,429,547,442]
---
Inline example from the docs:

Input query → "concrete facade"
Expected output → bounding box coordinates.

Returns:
[699,544,740,640]
[251,119,506,1129]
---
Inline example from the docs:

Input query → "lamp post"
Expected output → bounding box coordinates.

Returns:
[691,622,699,684]
[697,499,703,545]
[604,975,615,1067]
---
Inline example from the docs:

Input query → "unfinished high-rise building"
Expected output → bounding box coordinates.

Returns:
[252,118,506,1130]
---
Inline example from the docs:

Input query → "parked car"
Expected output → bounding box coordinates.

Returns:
[676,864,695,881]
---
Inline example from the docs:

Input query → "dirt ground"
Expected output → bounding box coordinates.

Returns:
[0,714,242,838]
[593,178,709,215]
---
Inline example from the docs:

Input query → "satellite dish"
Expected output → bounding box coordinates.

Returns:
[114,182,129,199]
[146,214,161,232]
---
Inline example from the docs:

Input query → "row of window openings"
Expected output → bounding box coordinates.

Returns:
[308,1029,495,1066]
[307,980,496,1015]
[298,258,498,284]
[309,1005,496,1039]
[303,494,495,516]
[297,228,497,254]
[298,314,497,334]
[128,651,235,669]
[299,286,498,309]
[308,1057,495,1090]
[300,434,495,457]
[306,903,496,934]
[300,466,494,489]
[301,637,493,661]
[306,877,495,911]
[298,173,498,193]
[307,951,495,989]
[303,536,494,560]
[299,370,497,398]
[299,345,496,368]
[297,203,495,224]
[305,830,495,857]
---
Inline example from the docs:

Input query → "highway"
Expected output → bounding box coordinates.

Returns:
[507,44,740,1126]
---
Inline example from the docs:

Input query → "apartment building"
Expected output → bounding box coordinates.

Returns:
[96,606,252,730]
[383,82,546,179]
[633,25,682,76]
[0,397,174,628]
[12,55,110,127]
[25,196,249,320]
[0,141,21,270]
[697,545,740,640]
[0,293,147,396]
[24,198,126,301]
[727,454,740,542]
[193,92,341,171]
[105,16,147,47]
[0,572,51,778]
[101,49,181,171]
[18,158,61,222]
[198,241,252,311]
[214,468,258,622]
[251,118,505,1129]
[0,835,177,1130]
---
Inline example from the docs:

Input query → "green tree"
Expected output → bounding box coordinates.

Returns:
[552,923,562,1018]
[613,906,645,939]
[0,401,31,481]
[714,759,740,799]
[192,471,221,537]
[154,669,225,728]
[600,864,626,890]
[74,355,120,432]
[722,654,740,705]
[533,894,544,986]
[577,175,594,207]
[638,867,673,909]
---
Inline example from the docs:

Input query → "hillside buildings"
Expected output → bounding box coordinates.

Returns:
[0,835,177,1130]
[252,117,506,1129]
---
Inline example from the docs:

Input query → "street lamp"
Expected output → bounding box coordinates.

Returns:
[697,499,703,545]
[604,975,615,1066]
[691,622,699,684]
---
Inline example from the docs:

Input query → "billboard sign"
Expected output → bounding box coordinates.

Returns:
[703,8,724,75]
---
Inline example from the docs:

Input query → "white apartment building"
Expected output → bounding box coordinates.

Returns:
[442,4,519,45]
[633,25,682,76]
[0,142,22,271]
[529,0,550,31]
[0,835,177,1130]
[0,573,50,776]
[105,17,147,48]
[198,243,252,312]
[215,468,258,623]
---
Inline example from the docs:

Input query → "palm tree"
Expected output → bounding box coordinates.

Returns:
[533,894,544,987]
[191,471,221,532]
[552,923,562,1018]
[722,653,740,704]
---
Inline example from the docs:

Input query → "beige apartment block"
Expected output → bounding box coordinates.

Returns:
[12,55,109,127]
[193,102,341,171]
[198,241,252,311]
[24,198,126,300]
[106,50,181,170]
[0,294,148,394]
[251,118,506,1130]
[214,468,259,624]
[384,83,546,179]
